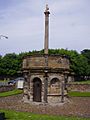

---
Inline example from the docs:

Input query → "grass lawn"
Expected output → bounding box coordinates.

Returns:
[0,79,10,82]
[0,89,23,97]
[0,109,89,120]
[0,80,8,82]
[68,91,90,97]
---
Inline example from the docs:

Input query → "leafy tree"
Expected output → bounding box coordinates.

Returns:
[81,49,90,77]
[0,49,90,81]
[81,49,90,64]
[0,53,20,77]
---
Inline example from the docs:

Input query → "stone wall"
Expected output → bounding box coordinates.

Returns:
[67,84,90,92]
[0,85,15,92]
[22,55,70,69]
[48,95,61,103]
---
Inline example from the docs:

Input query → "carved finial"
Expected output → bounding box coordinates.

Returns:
[46,4,49,12]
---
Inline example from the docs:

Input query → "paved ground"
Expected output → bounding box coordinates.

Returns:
[0,94,90,118]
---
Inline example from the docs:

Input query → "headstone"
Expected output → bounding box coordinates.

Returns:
[0,112,5,120]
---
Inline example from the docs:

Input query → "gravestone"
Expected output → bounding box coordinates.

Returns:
[0,112,5,120]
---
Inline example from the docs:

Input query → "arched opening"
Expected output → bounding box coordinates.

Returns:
[49,78,60,94]
[33,78,42,102]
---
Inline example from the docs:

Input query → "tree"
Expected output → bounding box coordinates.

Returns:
[81,49,90,64]
[0,49,89,81]
[0,53,20,77]
[81,49,90,78]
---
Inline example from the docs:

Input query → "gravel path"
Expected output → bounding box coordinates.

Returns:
[0,94,90,118]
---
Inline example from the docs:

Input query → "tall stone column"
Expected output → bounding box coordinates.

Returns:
[43,4,50,103]
[44,4,50,54]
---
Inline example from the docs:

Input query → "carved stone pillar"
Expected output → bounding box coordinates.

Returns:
[30,79,33,102]
[41,81,44,102]
[61,75,65,103]
[23,70,30,101]
[43,70,48,103]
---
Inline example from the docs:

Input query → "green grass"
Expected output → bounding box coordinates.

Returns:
[0,89,23,97]
[68,91,90,97]
[0,109,89,120]
[0,79,9,82]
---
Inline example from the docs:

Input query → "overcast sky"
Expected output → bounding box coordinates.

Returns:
[0,0,90,56]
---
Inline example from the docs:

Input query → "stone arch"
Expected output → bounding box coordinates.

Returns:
[33,77,42,102]
[30,75,43,83]
[48,78,60,95]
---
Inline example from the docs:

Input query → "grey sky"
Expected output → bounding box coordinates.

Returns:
[0,0,90,55]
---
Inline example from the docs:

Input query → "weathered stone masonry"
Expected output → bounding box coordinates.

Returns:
[22,54,70,103]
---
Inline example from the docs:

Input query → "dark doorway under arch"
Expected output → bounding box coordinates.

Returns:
[33,78,42,102]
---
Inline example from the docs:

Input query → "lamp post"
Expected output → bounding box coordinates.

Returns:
[0,35,8,39]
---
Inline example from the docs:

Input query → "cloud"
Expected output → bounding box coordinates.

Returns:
[0,0,90,55]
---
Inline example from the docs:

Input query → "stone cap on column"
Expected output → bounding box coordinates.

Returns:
[44,4,50,15]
